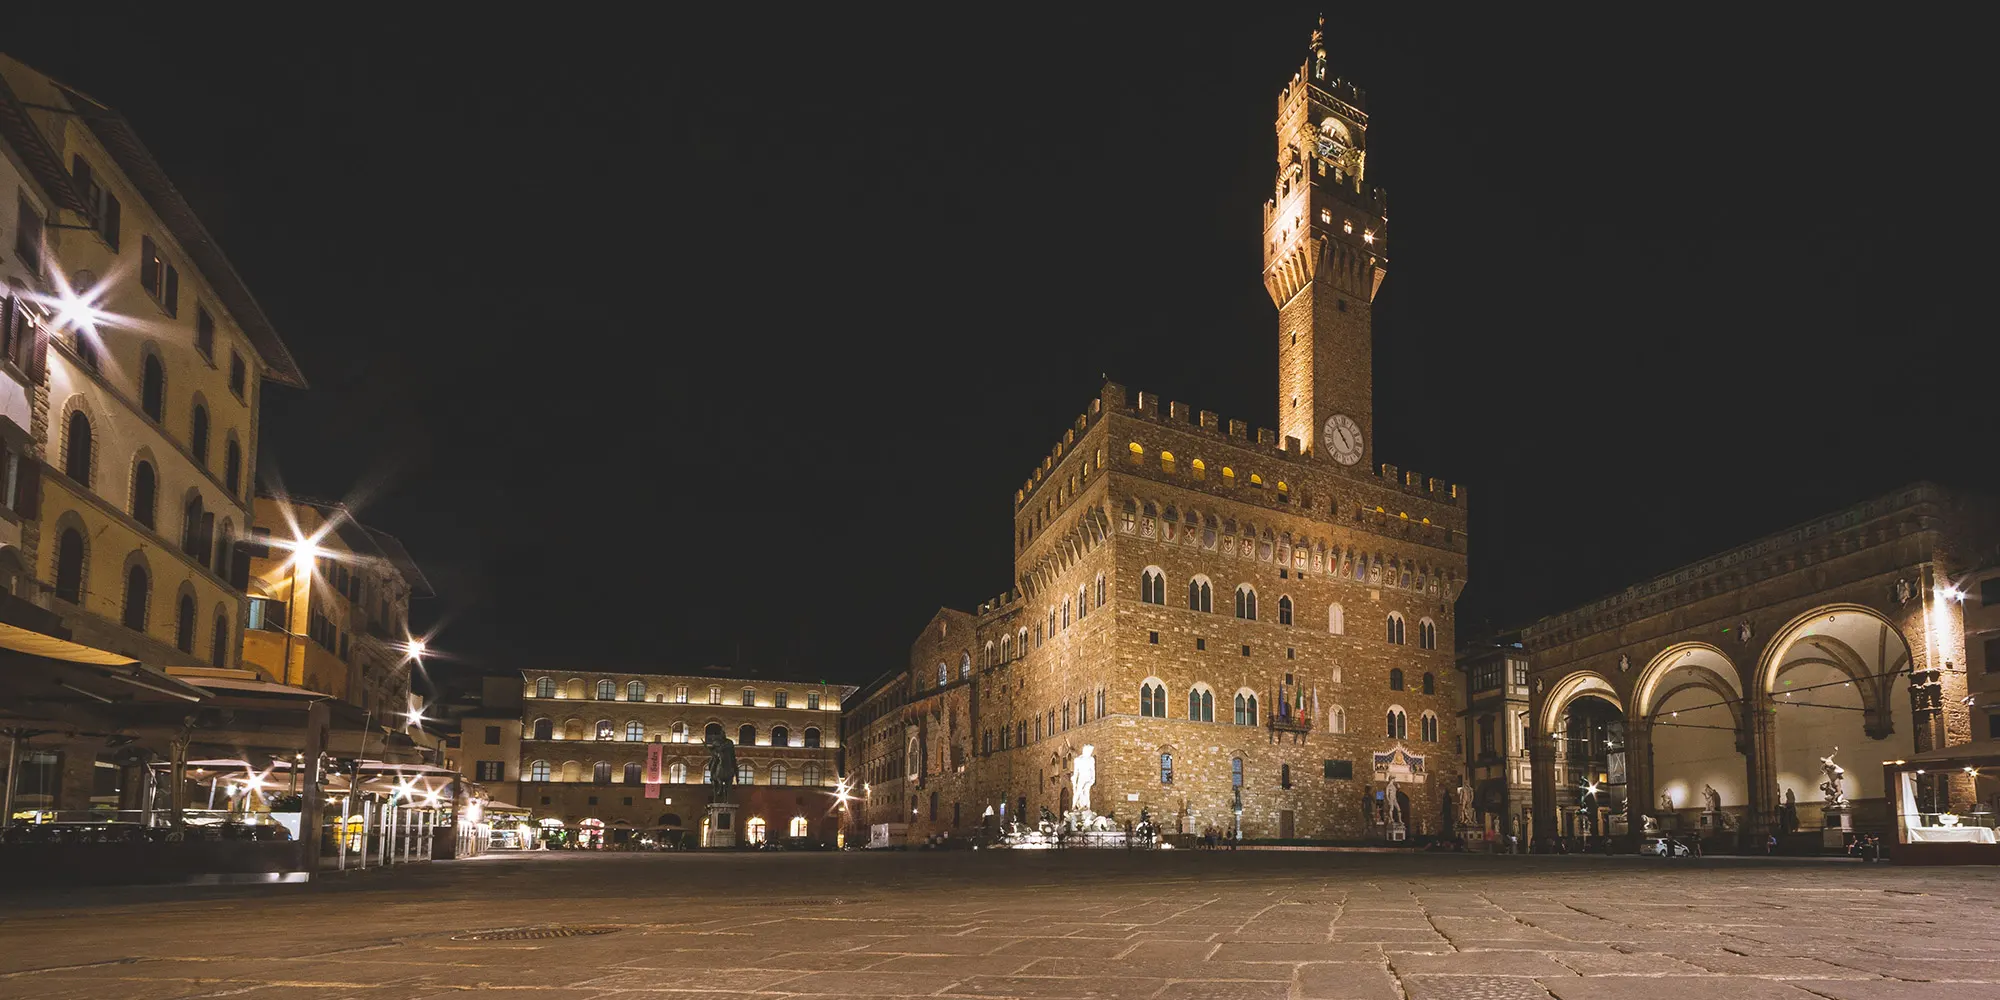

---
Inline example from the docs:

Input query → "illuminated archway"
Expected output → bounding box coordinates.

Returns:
[1755,605,1914,821]
[1635,643,1746,815]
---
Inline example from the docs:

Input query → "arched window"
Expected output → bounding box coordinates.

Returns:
[174,593,196,652]
[771,725,790,747]
[54,528,85,604]
[669,721,688,743]
[595,719,614,740]
[536,677,556,698]
[1422,672,1436,695]
[736,761,754,785]
[533,718,553,740]
[1140,681,1166,718]
[64,410,92,485]
[1387,613,1406,645]
[668,762,687,784]
[802,762,820,786]
[960,652,971,678]
[1234,585,1257,621]
[530,760,551,782]
[1160,449,1175,473]
[1390,668,1404,691]
[627,680,646,701]
[624,721,644,742]
[140,355,165,420]
[1191,459,1206,480]
[623,762,643,784]
[770,762,788,786]
[1387,707,1408,740]
[1222,466,1235,485]
[1127,441,1144,465]
[803,727,820,748]
[1421,711,1439,743]
[1231,757,1244,787]
[121,562,149,631]
[1140,567,1165,604]
[189,404,209,465]
[705,722,724,743]
[1234,692,1258,725]
[1281,763,1291,789]
[1095,573,1106,607]
[1188,685,1214,722]
[595,679,616,700]
[937,661,948,687]
[131,460,157,528]
[209,613,229,667]
[1160,752,1174,784]
[224,439,242,495]
[593,761,612,785]
[739,724,757,746]
[1277,595,1293,626]
[1329,602,1345,634]
[1419,618,1438,650]
[1329,705,1347,734]
[1188,576,1212,612]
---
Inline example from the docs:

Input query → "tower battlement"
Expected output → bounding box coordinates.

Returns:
[1014,381,1463,514]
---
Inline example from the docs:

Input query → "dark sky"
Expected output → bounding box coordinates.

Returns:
[13,10,1994,688]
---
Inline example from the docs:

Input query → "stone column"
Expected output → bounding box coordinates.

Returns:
[1624,718,1653,850]
[1743,694,1777,844]
[299,700,328,877]
[1528,735,1557,847]
[56,737,104,815]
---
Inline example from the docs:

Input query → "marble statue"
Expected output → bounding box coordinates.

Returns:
[1702,783,1722,814]
[1385,777,1403,826]
[1071,744,1097,814]
[1780,789,1799,834]
[1618,654,1631,673]
[1737,620,1754,643]
[1642,814,1659,834]
[1456,779,1475,825]
[1658,790,1674,813]
[1819,749,1848,809]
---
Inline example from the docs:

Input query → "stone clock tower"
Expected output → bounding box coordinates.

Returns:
[1266,17,1388,470]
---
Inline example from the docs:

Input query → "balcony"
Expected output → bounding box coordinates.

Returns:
[1267,713,1312,736]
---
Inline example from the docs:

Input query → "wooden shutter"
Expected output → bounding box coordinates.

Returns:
[25,312,47,383]
[101,195,120,251]
[163,266,179,317]
[140,236,158,295]
[14,461,40,520]
[198,512,215,568]
[229,543,252,591]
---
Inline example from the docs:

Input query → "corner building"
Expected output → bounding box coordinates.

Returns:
[857,23,1470,843]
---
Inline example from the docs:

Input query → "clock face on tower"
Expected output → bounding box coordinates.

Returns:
[1323,414,1363,466]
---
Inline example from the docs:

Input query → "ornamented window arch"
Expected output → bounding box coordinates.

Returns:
[596,679,616,700]
[1140,567,1166,605]
[937,661,948,687]
[1095,572,1106,607]
[770,762,788,786]
[1420,711,1439,743]
[1386,612,1406,645]
[668,762,687,784]
[1188,683,1214,722]
[803,727,820,748]
[1277,595,1293,626]
[1329,602,1344,635]
[802,762,820,786]
[1139,678,1167,718]
[624,720,644,742]
[960,652,971,679]
[595,719,615,740]
[1387,706,1408,740]
[1422,671,1436,695]
[671,721,688,743]
[536,677,556,698]
[1390,668,1404,691]
[1234,584,1257,621]
[1234,690,1259,725]
[1188,575,1213,612]
[530,760,551,782]
[1418,617,1438,650]
[627,680,646,701]
[771,725,790,747]
[1329,704,1347,734]
[739,723,757,746]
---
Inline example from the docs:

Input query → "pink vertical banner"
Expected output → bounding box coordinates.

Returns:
[644,742,664,784]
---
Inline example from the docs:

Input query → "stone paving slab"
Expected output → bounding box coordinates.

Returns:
[0,851,1996,999]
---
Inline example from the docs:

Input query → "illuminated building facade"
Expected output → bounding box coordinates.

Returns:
[1525,482,1999,850]
[238,493,432,714]
[1456,633,1533,845]
[848,21,1470,843]
[513,668,855,845]
[0,55,305,671]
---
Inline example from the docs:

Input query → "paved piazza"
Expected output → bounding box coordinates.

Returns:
[2,852,1998,1000]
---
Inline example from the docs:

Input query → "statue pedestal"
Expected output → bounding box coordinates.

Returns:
[1387,822,1406,843]
[1700,811,1719,832]
[705,802,740,848]
[1820,807,1851,851]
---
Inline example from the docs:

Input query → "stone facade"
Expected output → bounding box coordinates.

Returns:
[845,25,1470,845]
[1456,634,1532,845]
[1524,482,2000,849]
[514,668,855,844]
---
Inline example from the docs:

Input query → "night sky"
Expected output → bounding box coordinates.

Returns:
[12,10,1993,689]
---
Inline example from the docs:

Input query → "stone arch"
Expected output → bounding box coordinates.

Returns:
[56,394,98,487]
[1538,671,1623,736]
[49,508,91,603]
[1634,642,1744,721]
[1752,603,1917,818]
